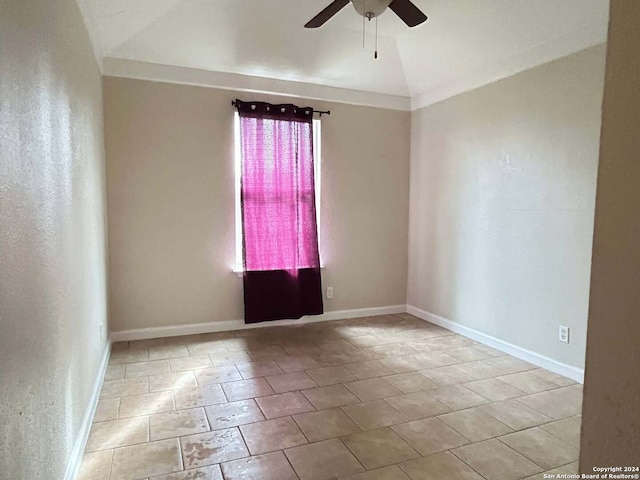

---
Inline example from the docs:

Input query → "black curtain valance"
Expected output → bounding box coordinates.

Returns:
[232,99,330,122]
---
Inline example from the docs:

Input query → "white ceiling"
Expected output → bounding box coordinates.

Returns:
[77,0,609,109]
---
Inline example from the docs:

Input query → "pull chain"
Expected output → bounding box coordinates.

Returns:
[362,0,366,48]
[374,16,378,59]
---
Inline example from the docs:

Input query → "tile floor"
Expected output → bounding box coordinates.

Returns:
[79,314,582,480]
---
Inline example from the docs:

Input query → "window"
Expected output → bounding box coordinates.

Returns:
[234,112,322,272]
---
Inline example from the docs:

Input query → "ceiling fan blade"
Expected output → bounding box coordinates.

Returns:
[389,0,428,27]
[305,0,350,28]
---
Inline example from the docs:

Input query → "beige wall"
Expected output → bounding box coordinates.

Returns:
[0,0,108,478]
[104,78,410,332]
[580,0,640,468]
[407,46,606,369]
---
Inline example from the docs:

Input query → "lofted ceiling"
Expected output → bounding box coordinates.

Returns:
[76,0,609,109]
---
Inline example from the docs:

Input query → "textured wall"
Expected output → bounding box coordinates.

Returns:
[0,1,108,479]
[580,0,640,468]
[104,78,410,332]
[407,46,606,369]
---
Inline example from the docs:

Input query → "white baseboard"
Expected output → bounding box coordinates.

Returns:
[64,341,111,480]
[110,305,407,343]
[406,305,585,384]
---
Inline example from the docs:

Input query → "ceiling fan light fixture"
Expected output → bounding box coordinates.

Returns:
[304,0,427,29]
[351,0,393,19]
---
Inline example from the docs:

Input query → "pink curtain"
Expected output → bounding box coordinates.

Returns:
[237,100,323,323]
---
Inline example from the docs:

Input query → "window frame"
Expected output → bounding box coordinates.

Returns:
[234,112,322,272]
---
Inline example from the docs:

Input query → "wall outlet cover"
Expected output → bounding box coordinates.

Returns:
[559,325,570,344]
[327,286,334,299]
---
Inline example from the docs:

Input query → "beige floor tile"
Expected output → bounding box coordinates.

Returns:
[283,345,325,357]
[552,384,583,405]
[469,344,506,358]
[424,335,475,349]
[285,438,365,480]
[464,378,527,401]
[222,337,254,352]
[151,465,223,480]
[265,371,318,393]
[78,450,113,480]
[408,352,455,370]
[517,391,581,420]
[342,465,411,480]
[540,415,582,447]
[111,439,183,480]
[128,338,173,350]
[447,346,492,362]
[385,392,450,420]
[347,334,398,347]
[378,356,418,374]
[94,398,120,423]
[209,351,253,366]
[247,345,289,361]
[110,348,149,365]
[196,365,243,385]
[119,391,174,418]
[237,361,284,379]
[301,384,360,410]
[452,439,542,480]
[100,377,149,398]
[149,371,197,392]
[222,377,275,401]
[497,370,559,394]
[180,427,249,468]
[150,408,210,441]
[222,451,298,480]
[438,407,513,441]
[399,451,484,480]
[480,399,552,430]
[274,355,321,373]
[256,391,315,419]
[453,360,505,380]
[240,417,308,455]
[499,427,579,469]
[344,360,396,379]
[533,370,577,387]
[204,399,265,429]
[88,316,582,480]
[306,365,357,385]
[86,417,149,452]
[521,461,578,480]
[345,378,402,401]
[430,384,490,410]
[149,344,190,361]
[187,339,228,355]
[391,418,468,455]
[383,372,437,393]
[342,399,408,430]
[105,365,126,381]
[173,384,227,409]
[125,360,171,378]
[293,408,360,442]
[419,366,475,386]
[169,355,212,372]
[342,427,420,470]
[483,355,536,374]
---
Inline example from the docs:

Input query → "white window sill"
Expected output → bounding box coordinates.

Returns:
[233,265,326,277]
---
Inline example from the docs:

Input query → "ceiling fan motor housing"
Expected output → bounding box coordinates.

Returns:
[351,0,393,18]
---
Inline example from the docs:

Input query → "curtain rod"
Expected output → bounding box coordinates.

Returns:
[231,100,330,117]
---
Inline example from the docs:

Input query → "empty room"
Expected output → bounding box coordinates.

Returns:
[2,0,639,479]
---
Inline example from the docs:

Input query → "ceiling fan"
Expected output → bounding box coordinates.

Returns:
[305,0,428,28]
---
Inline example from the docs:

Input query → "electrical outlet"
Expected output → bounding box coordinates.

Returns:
[326,286,334,299]
[559,325,570,344]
